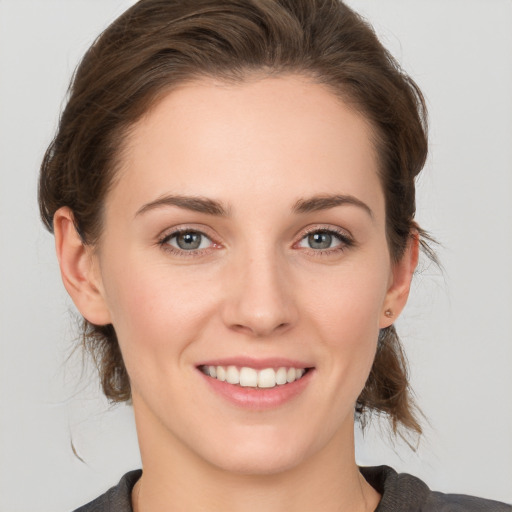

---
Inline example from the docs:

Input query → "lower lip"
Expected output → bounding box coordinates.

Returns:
[198,369,314,410]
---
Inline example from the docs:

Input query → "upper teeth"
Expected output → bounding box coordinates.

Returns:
[202,365,306,388]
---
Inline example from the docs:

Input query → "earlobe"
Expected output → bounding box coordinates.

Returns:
[380,233,419,328]
[53,207,112,326]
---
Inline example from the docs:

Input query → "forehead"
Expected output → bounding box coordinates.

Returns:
[111,75,384,217]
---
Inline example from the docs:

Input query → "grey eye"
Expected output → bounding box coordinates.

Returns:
[307,232,334,249]
[168,231,211,251]
[297,230,345,251]
[177,232,202,250]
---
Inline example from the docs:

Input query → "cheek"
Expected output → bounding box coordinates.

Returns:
[304,261,390,384]
[306,261,389,337]
[100,257,219,360]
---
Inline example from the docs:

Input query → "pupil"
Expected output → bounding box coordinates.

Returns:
[309,232,332,249]
[177,232,201,250]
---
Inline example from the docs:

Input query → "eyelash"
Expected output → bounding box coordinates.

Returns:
[158,227,218,258]
[296,227,354,256]
[157,226,354,257]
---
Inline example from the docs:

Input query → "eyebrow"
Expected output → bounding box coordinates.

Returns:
[135,195,230,217]
[293,194,373,219]
[135,193,373,219]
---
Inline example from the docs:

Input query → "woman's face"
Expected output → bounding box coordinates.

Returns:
[77,75,413,474]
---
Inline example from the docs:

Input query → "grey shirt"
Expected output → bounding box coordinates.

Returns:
[73,466,511,511]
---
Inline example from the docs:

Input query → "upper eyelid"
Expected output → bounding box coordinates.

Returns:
[297,224,354,241]
[158,225,217,242]
[294,226,356,253]
[162,230,213,243]
[158,228,218,257]
[156,224,354,248]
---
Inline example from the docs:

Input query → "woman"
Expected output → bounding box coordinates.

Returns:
[38,0,511,511]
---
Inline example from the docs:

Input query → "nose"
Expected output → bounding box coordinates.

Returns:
[221,249,298,338]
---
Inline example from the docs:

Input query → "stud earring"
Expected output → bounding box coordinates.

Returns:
[384,309,393,318]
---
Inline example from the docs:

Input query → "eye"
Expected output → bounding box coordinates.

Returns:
[163,230,213,251]
[297,229,351,251]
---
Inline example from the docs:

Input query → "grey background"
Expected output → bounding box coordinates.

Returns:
[0,1,511,510]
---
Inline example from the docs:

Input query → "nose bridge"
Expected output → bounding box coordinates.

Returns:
[223,241,297,337]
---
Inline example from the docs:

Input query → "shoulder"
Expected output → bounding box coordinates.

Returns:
[360,465,511,512]
[71,466,510,512]
[72,470,142,512]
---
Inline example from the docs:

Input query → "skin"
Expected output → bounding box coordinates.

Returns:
[54,75,418,512]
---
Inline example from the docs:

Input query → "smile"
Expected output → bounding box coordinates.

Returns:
[199,365,308,388]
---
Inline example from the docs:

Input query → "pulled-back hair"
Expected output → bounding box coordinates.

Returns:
[39,0,432,437]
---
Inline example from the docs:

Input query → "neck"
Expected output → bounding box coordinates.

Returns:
[131,393,380,512]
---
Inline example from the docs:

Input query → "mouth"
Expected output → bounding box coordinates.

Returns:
[198,364,310,388]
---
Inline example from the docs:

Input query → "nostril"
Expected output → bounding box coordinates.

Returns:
[229,321,291,337]
[230,324,254,335]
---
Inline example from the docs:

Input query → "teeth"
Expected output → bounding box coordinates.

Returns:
[216,366,226,381]
[258,368,276,388]
[226,365,240,384]
[276,367,287,385]
[202,365,308,388]
[239,367,258,387]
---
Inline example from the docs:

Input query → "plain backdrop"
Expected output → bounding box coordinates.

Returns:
[0,1,511,511]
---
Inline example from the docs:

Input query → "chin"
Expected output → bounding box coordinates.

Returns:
[208,444,306,476]
[191,424,319,476]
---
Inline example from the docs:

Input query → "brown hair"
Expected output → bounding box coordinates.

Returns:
[39,0,433,438]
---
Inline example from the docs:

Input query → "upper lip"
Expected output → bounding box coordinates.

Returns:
[196,356,313,370]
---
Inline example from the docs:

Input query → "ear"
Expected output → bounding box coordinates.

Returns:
[53,207,112,325]
[380,232,419,328]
